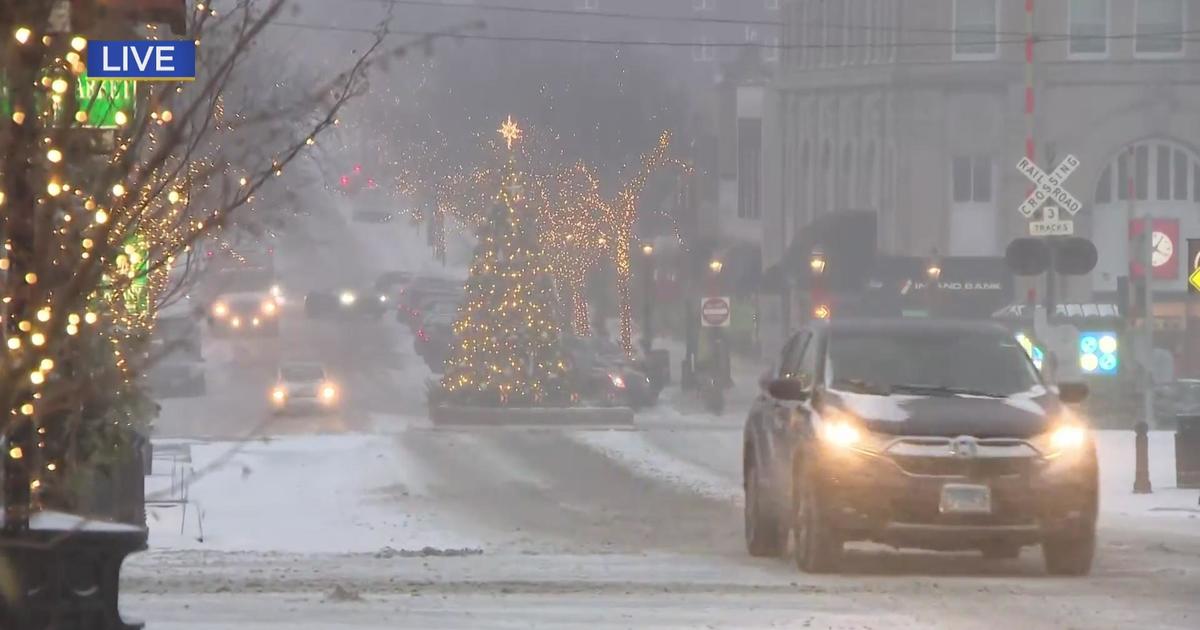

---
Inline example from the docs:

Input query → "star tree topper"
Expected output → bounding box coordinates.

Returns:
[498,115,522,150]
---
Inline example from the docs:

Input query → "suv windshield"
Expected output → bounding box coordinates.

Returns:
[826,329,1041,397]
[281,364,324,382]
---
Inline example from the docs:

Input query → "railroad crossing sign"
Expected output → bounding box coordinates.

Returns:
[700,296,731,328]
[1028,206,1075,236]
[1017,154,1083,218]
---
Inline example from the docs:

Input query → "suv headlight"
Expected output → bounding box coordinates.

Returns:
[815,409,890,454]
[1033,423,1091,459]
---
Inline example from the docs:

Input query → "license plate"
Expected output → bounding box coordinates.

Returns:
[939,483,991,514]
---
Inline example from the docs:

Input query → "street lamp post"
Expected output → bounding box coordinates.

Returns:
[810,247,828,320]
[708,258,730,388]
[926,249,943,317]
[641,244,655,354]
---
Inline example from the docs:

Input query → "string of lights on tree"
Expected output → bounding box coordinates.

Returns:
[0,1,383,522]
[439,118,569,407]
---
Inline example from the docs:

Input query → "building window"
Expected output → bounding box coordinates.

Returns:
[952,156,992,203]
[763,36,780,62]
[1157,145,1172,200]
[953,0,998,58]
[577,0,599,9]
[1069,0,1108,57]
[693,0,715,11]
[950,155,996,255]
[1175,149,1190,200]
[765,0,780,9]
[825,0,841,65]
[1136,0,1185,55]
[692,36,715,61]
[737,119,762,219]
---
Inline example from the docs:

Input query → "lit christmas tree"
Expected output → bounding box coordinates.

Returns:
[440,118,569,406]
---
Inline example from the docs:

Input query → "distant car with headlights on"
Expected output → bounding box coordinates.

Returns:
[270,362,340,414]
[563,336,658,409]
[304,286,389,319]
[742,319,1097,576]
[208,291,280,336]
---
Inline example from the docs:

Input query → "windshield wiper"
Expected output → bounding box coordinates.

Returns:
[890,384,1005,398]
[831,378,892,395]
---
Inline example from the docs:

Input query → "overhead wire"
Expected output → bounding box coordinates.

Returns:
[264,19,1200,51]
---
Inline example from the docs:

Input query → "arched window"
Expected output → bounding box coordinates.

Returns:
[1094,139,1200,204]
[1089,139,1200,291]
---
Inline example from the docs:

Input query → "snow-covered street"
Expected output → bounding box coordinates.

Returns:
[125,179,1200,630]
[126,423,1200,629]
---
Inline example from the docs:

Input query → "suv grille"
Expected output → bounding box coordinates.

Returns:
[888,455,1031,478]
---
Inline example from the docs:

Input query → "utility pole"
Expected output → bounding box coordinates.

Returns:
[1126,146,1155,427]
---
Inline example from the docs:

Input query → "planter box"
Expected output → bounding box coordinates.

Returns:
[0,511,146,629]
[429,405,634,427]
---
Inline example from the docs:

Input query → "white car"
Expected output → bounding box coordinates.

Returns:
[270,362,339,414]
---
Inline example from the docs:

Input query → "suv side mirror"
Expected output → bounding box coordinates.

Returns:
[768,378,809,402]
[758,369,774,391]
[1058,382,1089,404]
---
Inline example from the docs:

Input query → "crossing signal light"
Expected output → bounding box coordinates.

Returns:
[813,304,832,320]
[339,175,350,187]
[1079,331,1119,376]
[353,164,362,174]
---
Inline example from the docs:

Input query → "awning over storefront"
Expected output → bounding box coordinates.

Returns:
[992,303,1125,326]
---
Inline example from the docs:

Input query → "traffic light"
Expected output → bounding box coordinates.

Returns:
[1079,331,1119,376]
[813,303,831,320]
[339,175,350,188]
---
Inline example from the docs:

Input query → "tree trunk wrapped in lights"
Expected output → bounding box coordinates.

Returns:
[440,154,570,407]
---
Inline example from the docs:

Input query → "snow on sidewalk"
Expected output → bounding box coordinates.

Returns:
[1096,430,1199,533]
[148,433,484,553]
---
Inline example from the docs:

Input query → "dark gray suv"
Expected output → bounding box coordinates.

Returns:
[742,319,1098,575]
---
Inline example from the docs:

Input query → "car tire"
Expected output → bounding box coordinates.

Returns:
[1042,525,1096,576]
[792,469,842,573]
[744,455,787,558]
[981,543,1021,560]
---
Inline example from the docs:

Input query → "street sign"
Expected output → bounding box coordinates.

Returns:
[1017,154,1082,217]
[1028,206,1074,236]
[700,296,731,328]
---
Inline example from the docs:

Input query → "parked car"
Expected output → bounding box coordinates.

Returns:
[399,286,464,328]
[396,276,463,321]
[742,319,1097,576]
[1155,379,1200,428]
[414,309,457,373]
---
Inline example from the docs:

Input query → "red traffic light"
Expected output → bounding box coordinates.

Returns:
[339,175,350,187]
[353,164,362,174]
[367,178,376,188]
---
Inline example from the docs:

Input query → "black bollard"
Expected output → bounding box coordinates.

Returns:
[1134,420,1153,494]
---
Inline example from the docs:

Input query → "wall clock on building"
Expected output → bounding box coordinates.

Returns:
[1152,231,1174,268]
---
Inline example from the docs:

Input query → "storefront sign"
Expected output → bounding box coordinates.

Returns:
[1,71,136,129]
